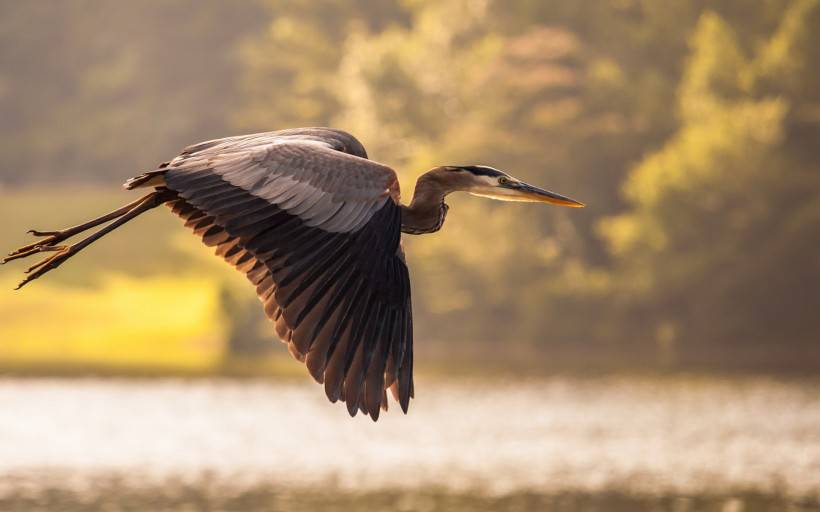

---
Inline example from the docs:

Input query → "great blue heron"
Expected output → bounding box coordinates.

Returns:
[3,127,583,420]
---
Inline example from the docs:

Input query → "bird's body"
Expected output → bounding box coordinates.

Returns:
[3,127,583,421]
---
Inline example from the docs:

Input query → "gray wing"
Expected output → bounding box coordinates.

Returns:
[142,128,413,420]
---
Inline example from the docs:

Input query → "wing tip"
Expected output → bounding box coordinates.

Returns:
[346,399,359,417]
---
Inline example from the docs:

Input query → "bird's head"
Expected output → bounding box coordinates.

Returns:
[441,165,584,207]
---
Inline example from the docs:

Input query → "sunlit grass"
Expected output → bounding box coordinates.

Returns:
[0,186,233,374]
[0,274,225,373]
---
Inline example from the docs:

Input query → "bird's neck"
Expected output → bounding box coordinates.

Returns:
[400,173,450,235]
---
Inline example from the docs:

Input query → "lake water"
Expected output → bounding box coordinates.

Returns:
[0,376,818,510]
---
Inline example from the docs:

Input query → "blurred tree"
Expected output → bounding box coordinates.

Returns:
[0,0,266,185]
[236,0,409,130]
[219,283,275,357]
[600,0,820,361]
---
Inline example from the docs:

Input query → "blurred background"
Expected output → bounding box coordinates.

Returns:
[1,0,819,510]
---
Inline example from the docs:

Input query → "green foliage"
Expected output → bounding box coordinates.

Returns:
[601,1,820,351]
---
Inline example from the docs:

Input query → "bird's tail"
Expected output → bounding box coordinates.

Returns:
[2,188,176,289]
[123,168,168,190]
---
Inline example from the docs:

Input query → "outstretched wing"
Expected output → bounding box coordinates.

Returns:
[152,129,412,420]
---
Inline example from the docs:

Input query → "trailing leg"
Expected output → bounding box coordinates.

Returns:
[2,189,176,289]
[3,193,155,264]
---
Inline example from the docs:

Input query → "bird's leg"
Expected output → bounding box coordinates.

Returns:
[2,194,154,264]
[3,190,175,289]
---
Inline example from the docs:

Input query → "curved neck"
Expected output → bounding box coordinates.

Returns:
[400,172,450,235]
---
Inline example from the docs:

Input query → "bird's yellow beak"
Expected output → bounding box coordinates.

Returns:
[470,180,585,207]
[508,181,585,207]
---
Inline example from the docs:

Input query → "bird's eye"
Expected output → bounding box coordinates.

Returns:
[498,177,509,185]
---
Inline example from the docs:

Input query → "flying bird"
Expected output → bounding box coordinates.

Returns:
[2,127,583,420]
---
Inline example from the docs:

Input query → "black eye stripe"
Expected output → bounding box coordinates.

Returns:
[458,165,505,177]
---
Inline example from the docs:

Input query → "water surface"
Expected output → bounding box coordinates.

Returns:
[0,376,817,508]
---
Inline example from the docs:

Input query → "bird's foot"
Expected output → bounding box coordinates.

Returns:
[2,229,72,265]
[3,192,166,289]
[13,246,75,290]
